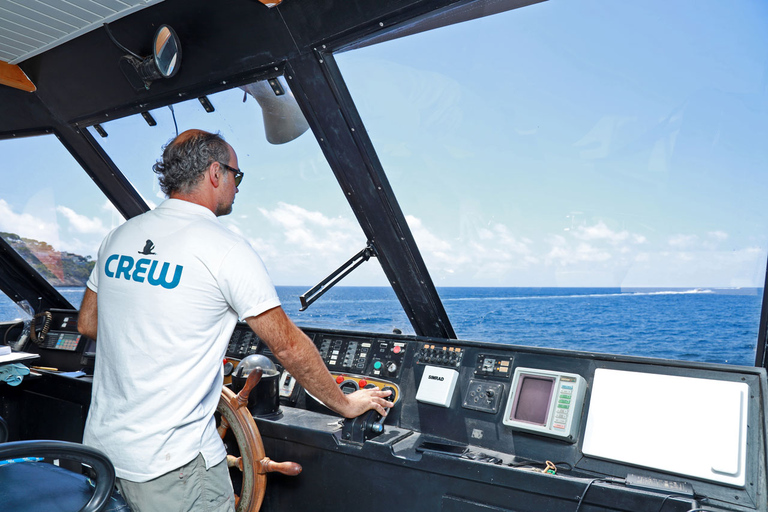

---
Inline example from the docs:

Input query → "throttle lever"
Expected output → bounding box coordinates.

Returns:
[370,386,395,434]
[340,386,395,443]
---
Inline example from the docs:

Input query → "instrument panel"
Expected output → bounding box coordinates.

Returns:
[317,335,406,379]
[225,326,405,405]
[224,321,759,499]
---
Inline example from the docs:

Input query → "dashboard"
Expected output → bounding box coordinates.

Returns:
[5,314,765,512]
[223,321,764,511]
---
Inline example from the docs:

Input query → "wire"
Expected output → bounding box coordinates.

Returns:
[508,458,573,472]
[657,494,696,512]
[102,23,142,59]
[574,478,604,512]
[168,104,178,137]
[3,320,23,346]
[28,311,52,346]
[572,477,704,512]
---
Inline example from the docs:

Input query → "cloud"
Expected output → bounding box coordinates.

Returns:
[0,199,58,242]
[668,234,699,249]
[406,216,451,252]
[258,202,362,255]
[231,202,763,288]
[571,221,645,245]
[545,237,612,266]
[56,206,109,235]
[544,220,649,269]
[405,216,543,282]
[623,246,767,288]
[708,231,728,242]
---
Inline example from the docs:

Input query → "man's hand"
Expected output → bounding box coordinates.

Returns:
[340,387,393,419]
[246,308,394,419]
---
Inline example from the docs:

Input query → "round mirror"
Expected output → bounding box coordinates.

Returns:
[153,25,181,78]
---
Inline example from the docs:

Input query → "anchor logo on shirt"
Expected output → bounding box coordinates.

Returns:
[138,240,156,255]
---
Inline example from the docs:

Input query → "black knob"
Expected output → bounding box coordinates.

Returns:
[382,386,396,402]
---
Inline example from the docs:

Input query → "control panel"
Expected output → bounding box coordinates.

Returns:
[317,335,406,379]
[333,374,400,403]
[460,353,514,413]
[473,354,514,379]
[217,324,759,510]
[368,339,406,379]
[41,332,83,351]
[38,310,87,353]
[463,379,504,413]
[226,326,261,359]
[417,342,464,368]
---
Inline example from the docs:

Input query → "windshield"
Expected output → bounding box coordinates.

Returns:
[0,134,121,321]
[88,81,410,333]
[335,0,768,364]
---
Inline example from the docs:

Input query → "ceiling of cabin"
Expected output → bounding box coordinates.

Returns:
[0,0,163,64]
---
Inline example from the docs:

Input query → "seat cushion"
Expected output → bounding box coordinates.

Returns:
[0,461,130,511]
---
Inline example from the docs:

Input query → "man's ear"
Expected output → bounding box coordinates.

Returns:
[208,162,222,188]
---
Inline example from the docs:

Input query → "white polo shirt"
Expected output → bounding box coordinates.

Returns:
[83,199,281,482]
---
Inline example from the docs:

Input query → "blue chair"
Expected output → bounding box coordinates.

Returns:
[0,414,8,443]
[0,439,129,512]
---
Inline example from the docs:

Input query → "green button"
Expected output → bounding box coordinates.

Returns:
[374,361,382,369]
[557,404,570,409]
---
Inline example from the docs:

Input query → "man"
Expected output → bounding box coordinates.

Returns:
[78,129,391,512]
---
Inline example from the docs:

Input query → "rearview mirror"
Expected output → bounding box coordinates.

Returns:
[153,25,181,78]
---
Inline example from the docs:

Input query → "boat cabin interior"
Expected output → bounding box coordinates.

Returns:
[0,0,767,511]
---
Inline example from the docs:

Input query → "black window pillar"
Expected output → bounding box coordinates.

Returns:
[286,52,455,339]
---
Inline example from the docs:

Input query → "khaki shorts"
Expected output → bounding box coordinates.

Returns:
[116,453,235,512]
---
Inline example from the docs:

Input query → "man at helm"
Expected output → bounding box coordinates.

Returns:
[79,129,391,512]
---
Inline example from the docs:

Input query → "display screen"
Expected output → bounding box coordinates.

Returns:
[511,375,555,425]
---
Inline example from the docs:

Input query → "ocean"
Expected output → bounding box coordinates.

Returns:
[1,287,761,367]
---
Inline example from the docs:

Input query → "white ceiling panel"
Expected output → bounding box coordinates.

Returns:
[0,0,165,64]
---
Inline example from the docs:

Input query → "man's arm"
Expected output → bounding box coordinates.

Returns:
[245,307,391,418]
[78,287,98,339]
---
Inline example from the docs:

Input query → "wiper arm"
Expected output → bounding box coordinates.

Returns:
[299,243,377,311]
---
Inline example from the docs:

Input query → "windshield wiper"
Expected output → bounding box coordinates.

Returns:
[299,243,377,311]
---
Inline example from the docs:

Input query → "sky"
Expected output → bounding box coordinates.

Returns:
[2,0,768,289]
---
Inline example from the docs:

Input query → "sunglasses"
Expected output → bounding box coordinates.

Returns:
[218,162,244,187]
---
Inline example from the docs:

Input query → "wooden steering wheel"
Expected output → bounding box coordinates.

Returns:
[217,368,302,512]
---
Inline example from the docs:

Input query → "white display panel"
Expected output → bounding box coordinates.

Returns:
[583,369,749,486]
[502,367,587,442]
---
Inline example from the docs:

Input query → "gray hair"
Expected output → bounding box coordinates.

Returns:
[152,129,231,196]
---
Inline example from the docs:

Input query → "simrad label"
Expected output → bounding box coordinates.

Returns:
[416,365,459,407]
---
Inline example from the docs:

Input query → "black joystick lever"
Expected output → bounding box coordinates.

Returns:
[370,386,395,434]
[340,386,395,443]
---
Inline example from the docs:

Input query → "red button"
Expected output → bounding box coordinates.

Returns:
[359,379,368,387]
[393,346,401,354]
[336,375,344,384]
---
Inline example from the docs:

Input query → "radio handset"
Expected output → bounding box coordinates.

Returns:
[28,311,53,347]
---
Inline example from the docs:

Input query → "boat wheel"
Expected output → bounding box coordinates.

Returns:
[217,368,302,512]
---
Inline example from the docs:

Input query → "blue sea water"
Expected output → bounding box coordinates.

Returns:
[1,286,761,367]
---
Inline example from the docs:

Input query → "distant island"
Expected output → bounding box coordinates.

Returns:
[1,232,95,287]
